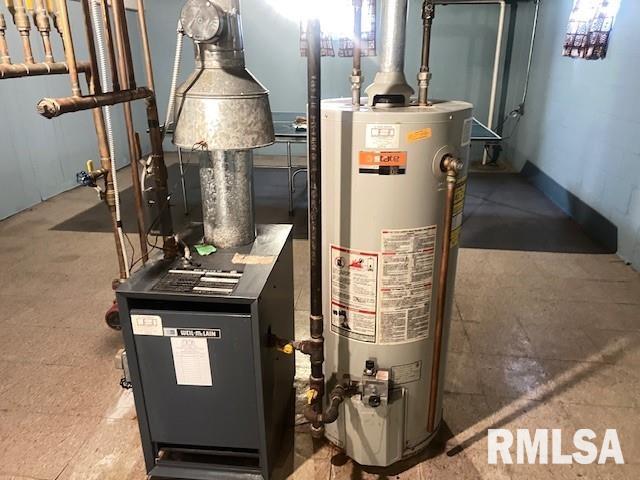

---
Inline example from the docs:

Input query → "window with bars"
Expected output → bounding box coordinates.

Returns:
[563,0,621,60]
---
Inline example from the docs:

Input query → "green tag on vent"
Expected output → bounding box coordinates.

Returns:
[195,244,217,256]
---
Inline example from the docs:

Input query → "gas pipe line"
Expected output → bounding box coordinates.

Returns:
[427,154,464,432]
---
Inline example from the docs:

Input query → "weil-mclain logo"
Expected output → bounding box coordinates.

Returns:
[488,429,624,465]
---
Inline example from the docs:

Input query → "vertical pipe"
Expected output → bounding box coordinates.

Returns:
[427,156,463,432]
[0,14,11,64]
[79,0,128,280]
[306,17,324,436]
[378,0,408,74]
[55,0,81,96]
[351,0,362,108]
[107,0,149,263]
[200,150,255,248]
[33,0,54,62]
[79,0,102,94]
[483,0,505,164]
[418,0,434,106]
[12,0,35,63]
[521,0,540,109]
[135,0,154,91]
[111,0,135,89]
[134,0,174,251]
[99,0,120,92]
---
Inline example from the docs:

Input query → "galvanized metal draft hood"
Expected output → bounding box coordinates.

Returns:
[173,0,275,151]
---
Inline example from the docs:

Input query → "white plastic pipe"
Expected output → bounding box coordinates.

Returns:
[90,0,130,276]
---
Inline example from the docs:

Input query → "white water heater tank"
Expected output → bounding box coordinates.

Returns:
[321,98,473,466]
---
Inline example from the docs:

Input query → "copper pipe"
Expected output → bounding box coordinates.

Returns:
[37,87,153,118]
[79,0,102,94]
[107,0,148,262]
[0,60,90,78]
[93,108,128,279]
[55,0,81,96]
[33,0,54,62]
[135,0,154,91]
[0,13,12,64]
[10,0,35,63]
[111,0,135,89]
[427,155,463,433]
[99,0,119,91]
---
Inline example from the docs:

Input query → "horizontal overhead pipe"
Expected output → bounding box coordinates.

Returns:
[0,61,90,79]
[37,87,153,118]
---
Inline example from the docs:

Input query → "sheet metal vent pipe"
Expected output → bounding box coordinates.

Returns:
[365,0,414,106]
[173,0,274,248]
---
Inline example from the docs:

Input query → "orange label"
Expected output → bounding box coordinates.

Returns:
[407,128,432,143]
[359,151,407,169]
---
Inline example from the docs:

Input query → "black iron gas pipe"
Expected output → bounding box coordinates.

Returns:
[306,17,325,437]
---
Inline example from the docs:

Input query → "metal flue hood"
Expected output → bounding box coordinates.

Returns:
[173,0,274,151]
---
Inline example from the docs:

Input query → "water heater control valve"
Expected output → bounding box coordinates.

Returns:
[361,361,390,408]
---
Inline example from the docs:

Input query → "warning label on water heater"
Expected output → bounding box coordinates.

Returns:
[378,226,437,344]
[330,246,378,343]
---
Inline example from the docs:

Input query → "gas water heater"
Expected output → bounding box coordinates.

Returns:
[320,0,473,466]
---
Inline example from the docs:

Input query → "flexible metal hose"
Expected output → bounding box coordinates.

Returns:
[90,0,130,277]
[162,22,184,139]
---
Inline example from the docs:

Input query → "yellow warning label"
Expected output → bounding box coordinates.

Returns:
[450,176,467,248]
[407,128,432,143]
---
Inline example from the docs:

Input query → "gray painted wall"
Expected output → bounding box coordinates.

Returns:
[0,0,509,219]
[503,0,640,268]
[0,3,150,220]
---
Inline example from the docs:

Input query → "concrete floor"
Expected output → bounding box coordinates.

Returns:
[0,161,639,479]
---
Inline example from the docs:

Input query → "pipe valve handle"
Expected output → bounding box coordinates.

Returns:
[76,170,95,187]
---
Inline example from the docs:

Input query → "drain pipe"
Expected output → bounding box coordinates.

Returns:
[350,0,362,108]
[417,0,434,106]
[427,154,464,432]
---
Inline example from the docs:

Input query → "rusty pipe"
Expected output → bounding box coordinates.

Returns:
[111,0,135,89]
[33,0,54,62]
[99,0,119,91]
[0,13,12,64]
[135,0,154,91]
[10,0,35,63]
[37,87,153,118]
[55,0,81,96]
[418,0,435,106]
[0,60,90,78]
[426,154,464,433]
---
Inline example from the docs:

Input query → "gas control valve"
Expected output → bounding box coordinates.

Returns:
[361,360,390,408]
